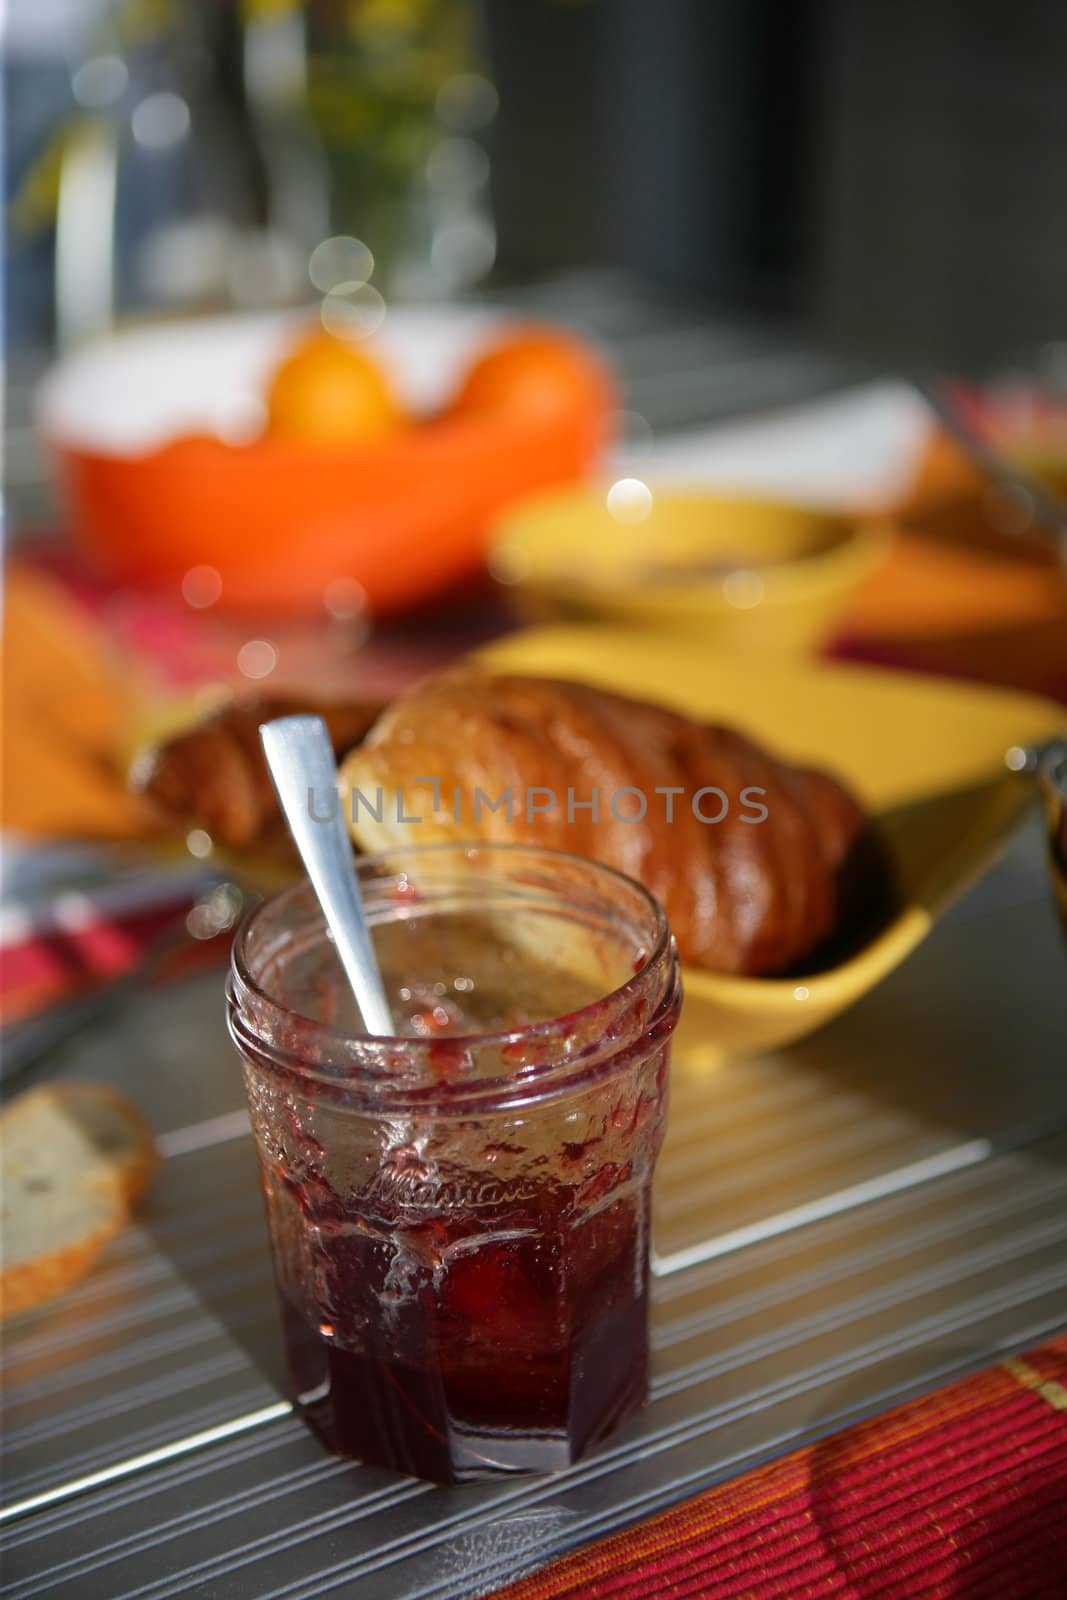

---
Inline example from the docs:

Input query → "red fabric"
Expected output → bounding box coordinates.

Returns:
[831,625,1067,709]
[0,901,188,1023]
[488,1338,1067,1599]
[0,895,238,1024]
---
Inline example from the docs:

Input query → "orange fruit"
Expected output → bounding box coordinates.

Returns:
[449,327,613,424]
[265,330,405,443]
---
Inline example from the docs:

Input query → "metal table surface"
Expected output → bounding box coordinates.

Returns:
[2,811,1065,1599]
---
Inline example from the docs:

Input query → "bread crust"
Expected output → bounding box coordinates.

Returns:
[0,1083,158,1320]
[0,1179,123,1321]
[133,695,381,859]
[341,671,884,976]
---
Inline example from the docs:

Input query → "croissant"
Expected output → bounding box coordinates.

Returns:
[339,672,884,976]
[134,696,382,860]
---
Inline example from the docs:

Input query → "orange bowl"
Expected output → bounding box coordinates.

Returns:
[39,310,614,617]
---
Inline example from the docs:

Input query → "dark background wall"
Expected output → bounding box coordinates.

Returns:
[486,0,1067,371]
[486,0,815,308]
[812,0,1067,370]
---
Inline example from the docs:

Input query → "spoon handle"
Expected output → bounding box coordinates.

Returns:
[260,716,395,1037]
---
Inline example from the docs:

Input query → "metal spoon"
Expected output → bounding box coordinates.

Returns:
[260,715,394,1036]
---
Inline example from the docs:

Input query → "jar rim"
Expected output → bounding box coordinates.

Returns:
[228,841,675,1102]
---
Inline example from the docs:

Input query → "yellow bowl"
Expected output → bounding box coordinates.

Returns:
[490,487,889,651]
[481,625,1066,1057]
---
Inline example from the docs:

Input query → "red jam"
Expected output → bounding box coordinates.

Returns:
[272,1168,652,1482]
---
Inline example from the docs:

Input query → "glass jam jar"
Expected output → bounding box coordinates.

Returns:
[227,843,681,1484]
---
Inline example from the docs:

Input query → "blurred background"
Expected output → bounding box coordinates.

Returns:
[5,12,1067,1571]
[7,1,1067,374]
[2,0,1066,879]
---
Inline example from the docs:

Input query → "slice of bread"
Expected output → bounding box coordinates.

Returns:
[0,1084,157,1319]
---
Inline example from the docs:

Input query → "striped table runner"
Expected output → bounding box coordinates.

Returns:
[490,1336,1067,1599]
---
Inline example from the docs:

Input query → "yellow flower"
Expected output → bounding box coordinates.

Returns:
[8,121,83,241]
[350,0,431,41]
[241,0,302,20]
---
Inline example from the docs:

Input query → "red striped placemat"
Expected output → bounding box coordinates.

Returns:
[489,1336,1067,1600]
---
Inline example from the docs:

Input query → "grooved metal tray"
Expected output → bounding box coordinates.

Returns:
[2,813,1064,1600]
